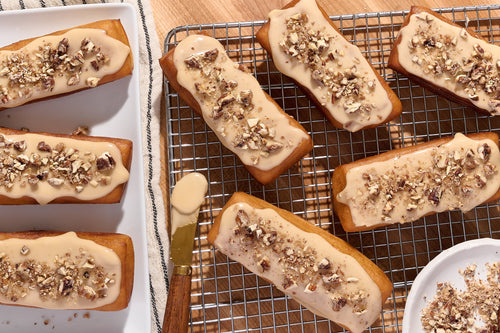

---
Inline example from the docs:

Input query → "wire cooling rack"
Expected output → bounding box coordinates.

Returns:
[164,5,500,332]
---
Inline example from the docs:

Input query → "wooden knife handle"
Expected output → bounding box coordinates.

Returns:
[162,271,192,333]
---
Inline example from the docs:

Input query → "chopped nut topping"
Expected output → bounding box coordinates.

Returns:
[0,247,115,303]
[67,74,80,86]
[351,138,498,223]
[331,295,348,311]
[318,258,331,270]
[37,141,51,152]
[258,257,270,272]
[406,14,500,115]
[20,246,30,255]
[0,36,109,105]
[0,136,119,194]
[203,49,219,62]
[96,152,116,171]
[183,47,285,164]
[282,277,297,290]
[231,208,370,316]
[279,13,378,119]
[71,126,89,136]
[304,283,317,293]
[421,262,500,333]
[86,77,100,87]
[14,140,27,152]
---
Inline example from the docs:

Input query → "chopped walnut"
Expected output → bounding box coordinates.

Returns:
[262,231,277,246]
[229,208,370,317]
[331,296,347,311]
[203,49,219,62]
[0,247,116,303]
[407,14,500,115]
[428,188,441,205]
[37,141,51,152]
[184,47,285,164]
[304,283,317,293]
[20,246,30,255]
[86,77,100,87]
[0,35,111,104]
[96,153,116,171]
[13,140,26,152]
[317,258,331,270]
[258,257,270,272]
[71,126,90,136]
[352,138,497,224]
[279,13,378,118]
[0,136,120,194]
[421,262,500,333]
[478,144,491,162]
[282,278,297,290]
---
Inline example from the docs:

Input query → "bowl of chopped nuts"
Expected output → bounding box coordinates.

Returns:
[403,238,500,333]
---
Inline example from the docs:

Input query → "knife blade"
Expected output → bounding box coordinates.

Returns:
[162,172,208,333]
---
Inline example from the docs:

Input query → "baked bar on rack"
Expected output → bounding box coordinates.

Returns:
[208,192,393,333]
[256,0,402,132]
[0,231,134,311]
[332,132,500,232]
[0,127,132,205]
[0,20,133,110]
[159,34,313,185]
[389,6,500,116]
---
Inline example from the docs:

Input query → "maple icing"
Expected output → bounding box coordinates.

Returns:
[0,232,121,309]
[0,132,129,205]
[170,172,208,235]
[267,0,394,131]
[0,28,130,108]
[396,11,500,115]
[173,34,309,170]
[214,202,382,333]
[337,133,500,228]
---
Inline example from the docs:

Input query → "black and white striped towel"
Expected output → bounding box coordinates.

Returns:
[0,0,169,332]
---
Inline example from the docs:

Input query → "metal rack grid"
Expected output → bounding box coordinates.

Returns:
[164,6,500,332]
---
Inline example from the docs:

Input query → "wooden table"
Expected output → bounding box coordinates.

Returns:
[151,0,499,331]
[151,0,495,45]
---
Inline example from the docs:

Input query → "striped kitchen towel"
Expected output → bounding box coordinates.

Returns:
[0,0,169,332]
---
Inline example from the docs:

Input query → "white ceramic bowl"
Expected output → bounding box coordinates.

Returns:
[403,238,500,333]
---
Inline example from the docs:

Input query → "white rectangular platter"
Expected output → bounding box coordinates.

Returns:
[0,4,151,332]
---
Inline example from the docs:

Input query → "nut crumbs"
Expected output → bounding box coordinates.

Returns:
[0,36,109,106]
[407,13,500,115]
[0,248,116,303]
[0,134,117,194]
[421,262,500,333]
[232,209,369,314]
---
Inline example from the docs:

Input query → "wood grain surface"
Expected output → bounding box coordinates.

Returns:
[151,0,496,43]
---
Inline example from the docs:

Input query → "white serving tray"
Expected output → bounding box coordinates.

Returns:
[403,238,500,333]
[0,4,151,332]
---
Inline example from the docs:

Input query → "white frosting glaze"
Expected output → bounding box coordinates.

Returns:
[0,132,129,205]
[337,133,500,228]
[0,232,121,309]
[170,172,208,235]
[0,28,130,108]
[267,0,394,131]
[396,11,500,115]
[173,34,309,171]
[214,202,382,333]
[171,172,208,215]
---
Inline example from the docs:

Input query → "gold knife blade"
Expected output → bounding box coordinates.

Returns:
[168,172,208,270]
[162,172,208,333]
[169,207,200,269]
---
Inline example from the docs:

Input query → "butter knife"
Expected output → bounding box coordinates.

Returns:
[162,172,208,333]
